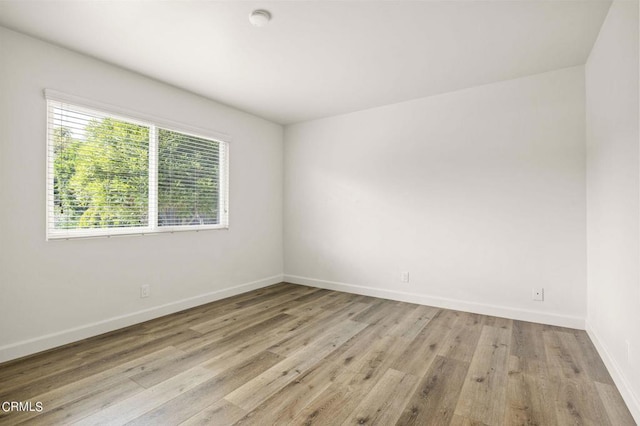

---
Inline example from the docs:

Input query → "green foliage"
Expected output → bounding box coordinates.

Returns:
[53,127,82,228]
[53,117,149,229]
[158,129,219,226]
[52,114,220,231]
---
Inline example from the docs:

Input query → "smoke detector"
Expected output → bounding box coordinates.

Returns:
[249,10,271,27]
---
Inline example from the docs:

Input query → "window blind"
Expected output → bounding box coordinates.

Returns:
[46,97,228,240]
[158,128,224,227]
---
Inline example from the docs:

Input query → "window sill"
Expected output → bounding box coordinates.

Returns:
[46,224,229,241]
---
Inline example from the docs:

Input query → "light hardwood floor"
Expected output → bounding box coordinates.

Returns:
[0,283,635,425]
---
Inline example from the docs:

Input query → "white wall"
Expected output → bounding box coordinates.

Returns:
[284,66,587,328]
[0,27,284,362]
[585,0,640,420]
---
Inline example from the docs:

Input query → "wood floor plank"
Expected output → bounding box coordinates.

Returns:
[595,381,637,426]
[15,377,142,425]
[449,414,489,426]
[454,325,511,425]
[137,283,297,336]
[0,283,633,426]
[129,313,293,388]
[510,320,546,361]
[570,331,615,384]
[320,319,406,369]
[391,308,457,377]
[351,299,397,324]
[438,311,483,363]
[0,282,244,379]
[0,346,182,422]
[267,301,371,357]
[314,328,378,371]
[180,399,246,426]
[345,334,412,378]
[77,366,218,425]
[482,315,513,330]
[233,284,307,309]
[554,379,612,426]
[124,351,283,426]
[396,355,470,426]
[198,302,362,375]
[504,355,558,426]
[363,302,424,338]
[0,347,176,424]
[340,368,418,426]
[291,335,412,425]
[0,328,198,401]
[555,330,606,382]
[232,359,343,425]
[543,330,582,378]
[0,325,142,387]
[225,319,368,411]
[544,330,612,425]
[277,290,350,317]
[188,286,322,335]
[180,298,369,392]
[317,291,369,311]
[389,304,440,340]
[288,367,362,426]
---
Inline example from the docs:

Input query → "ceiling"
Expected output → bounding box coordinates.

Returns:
[0,1,611,125]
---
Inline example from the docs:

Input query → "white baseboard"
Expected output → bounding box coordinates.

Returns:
[586,322,640,424]
[284,274,585,329]
[0,274,284,364]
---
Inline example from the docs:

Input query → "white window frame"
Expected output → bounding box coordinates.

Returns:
[45,90,230,240]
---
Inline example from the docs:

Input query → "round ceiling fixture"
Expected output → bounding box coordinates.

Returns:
[249,9,271,27]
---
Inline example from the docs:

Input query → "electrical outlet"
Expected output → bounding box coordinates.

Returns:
[400,272,410,283]
[140,284,151,298]
[533,288,544,301]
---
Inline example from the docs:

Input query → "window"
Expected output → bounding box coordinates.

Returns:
[46,93,229,239]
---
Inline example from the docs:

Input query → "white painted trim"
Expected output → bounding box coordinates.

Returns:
[0,274,284,363]
[284,274,585,329]
[586,322,640,424]
[43,89,232,143]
